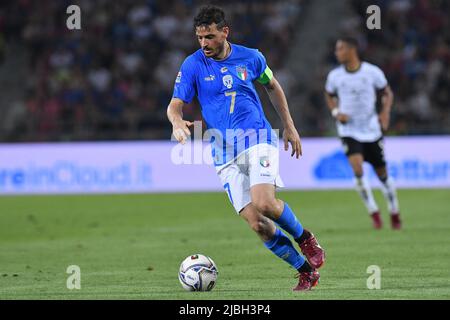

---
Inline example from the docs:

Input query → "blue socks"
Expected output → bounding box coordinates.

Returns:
[275,203,304,239]
[264,228,305,270]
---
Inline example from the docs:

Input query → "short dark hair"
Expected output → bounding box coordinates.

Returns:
[337,36,359,49]
[193,5,228,30]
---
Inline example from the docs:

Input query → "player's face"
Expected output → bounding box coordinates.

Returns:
[335,40,352,64]
[196,23,229,58]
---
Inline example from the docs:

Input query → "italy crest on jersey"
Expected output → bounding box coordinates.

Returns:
[236,65,248,81]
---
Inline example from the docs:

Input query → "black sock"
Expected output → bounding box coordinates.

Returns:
[295,229,311,244]
[297,261,313,273]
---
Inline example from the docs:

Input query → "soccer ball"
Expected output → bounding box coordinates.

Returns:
[178,254,218,292]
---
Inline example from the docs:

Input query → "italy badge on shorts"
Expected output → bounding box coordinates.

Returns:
[236,65,248,81]
[260,156,270,168]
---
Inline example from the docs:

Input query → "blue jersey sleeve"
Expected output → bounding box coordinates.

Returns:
[172,57,196,104]
[252,50,268,81]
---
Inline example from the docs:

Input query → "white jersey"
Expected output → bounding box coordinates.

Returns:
[325,61,388,142]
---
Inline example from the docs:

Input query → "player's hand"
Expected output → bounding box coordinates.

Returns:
[283,125,302,159]
[379,112,390,131]
[336,113,349,124]
[172,119,193,144]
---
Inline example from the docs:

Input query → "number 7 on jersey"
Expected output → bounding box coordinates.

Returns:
[225,91,236,114]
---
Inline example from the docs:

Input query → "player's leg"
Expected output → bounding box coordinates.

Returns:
[248,185,301,237]
[240,203,319,291]
[240,204,306,269]
[240,203,276,241]
[250,184,324,269]
[348,153,380,215]
[343,138,381,228]
[367,139,401,229]
[375,165,401,230]
[217,161,312,271]
[247,143,325,269]
[218,160,318,291]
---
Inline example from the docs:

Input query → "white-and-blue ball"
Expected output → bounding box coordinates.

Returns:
[178,254,218,292]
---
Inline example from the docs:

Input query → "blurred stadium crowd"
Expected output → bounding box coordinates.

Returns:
[0,0,448,142]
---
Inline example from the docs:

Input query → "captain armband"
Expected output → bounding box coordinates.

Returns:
[256,66,273,85]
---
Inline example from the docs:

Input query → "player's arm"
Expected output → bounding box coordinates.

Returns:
[167,98,193,144]
[377,85,394,131]
[324,92,348,124]
[260,72,302,158]
[168,58,196,144]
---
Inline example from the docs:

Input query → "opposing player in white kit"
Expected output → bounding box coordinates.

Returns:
[324,37,402,229]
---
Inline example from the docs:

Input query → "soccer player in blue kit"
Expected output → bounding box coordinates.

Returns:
[167,6,325,291]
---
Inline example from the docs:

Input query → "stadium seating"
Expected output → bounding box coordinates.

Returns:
[0,0,448,142]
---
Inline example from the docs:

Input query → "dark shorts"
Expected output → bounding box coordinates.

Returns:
[341,137,386,168]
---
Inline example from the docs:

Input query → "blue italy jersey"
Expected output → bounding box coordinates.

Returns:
[172,43,277,166]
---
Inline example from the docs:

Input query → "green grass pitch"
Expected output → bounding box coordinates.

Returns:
[0,189,449,299]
